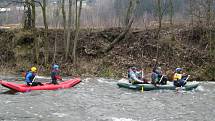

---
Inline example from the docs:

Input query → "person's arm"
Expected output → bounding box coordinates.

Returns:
[130,72,142,83]
[55,75,62,80]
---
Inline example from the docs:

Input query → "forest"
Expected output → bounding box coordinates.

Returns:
[0,0,215,81]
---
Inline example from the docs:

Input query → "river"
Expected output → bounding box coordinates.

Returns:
[0,76,214,121]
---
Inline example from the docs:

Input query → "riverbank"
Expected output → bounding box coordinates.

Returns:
[0,26,214,81]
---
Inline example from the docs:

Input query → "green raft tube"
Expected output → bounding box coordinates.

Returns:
[117,79,199,91]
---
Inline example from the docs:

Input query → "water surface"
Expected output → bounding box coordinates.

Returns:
[0,76,214,121]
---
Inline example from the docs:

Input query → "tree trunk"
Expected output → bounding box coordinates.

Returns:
[155,0,162,64]
[35,36,41,64]
[189,0,194,28]
[65,0,72,60]
[40,0,49,65]
[23,0,32,29]
[42,0,48,30]
[98,0,138,54]
[206,0,212,57]
[53,2,61,63]
[169,0,173,26]
[157,0,162,32]
[125,0,133,26]
[169,0,174,41]
[72,0,83,64]
[31,0,35,28]
[61,0,67,50]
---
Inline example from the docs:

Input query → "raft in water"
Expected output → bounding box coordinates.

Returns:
[117,79,199,91]
[0,78,81,92]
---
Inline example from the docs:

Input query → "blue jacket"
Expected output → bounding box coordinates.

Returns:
[25,72,36,83]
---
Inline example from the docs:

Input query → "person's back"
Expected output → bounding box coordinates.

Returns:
[25,70,35,85]
[25,67,43,86]
[51,64,62,84]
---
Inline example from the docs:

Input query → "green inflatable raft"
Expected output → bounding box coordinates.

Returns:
[117,79,199,91]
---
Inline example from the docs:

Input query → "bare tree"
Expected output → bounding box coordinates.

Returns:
[30,0,35,28]
[205,0,213,57]
[169,0,174,41]
[61,0,67,49]
[189,0,194,28]
[53,1,61,63]
[157,0,162,33]
[41,0,48,29]
[72,0,83,63]
[169,0,173,26]
[125,0,133,26]
[23,0,32,29]
[98,0,139,54]
[65,0,72,60]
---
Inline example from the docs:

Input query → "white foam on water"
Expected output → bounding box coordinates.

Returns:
[97,78,117,85]
[196,85,205,91]
[207,81,215,84]
[5,100,12,104]
[112,117,139,121]
[35,76,50,79]
[82,78,91,83]
[52,113,68,117]
[118,78,129,83]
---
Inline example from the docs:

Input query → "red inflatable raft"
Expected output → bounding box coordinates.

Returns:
[0,78,81,92]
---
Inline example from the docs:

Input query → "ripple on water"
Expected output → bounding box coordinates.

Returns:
[52,112,68,117]
[0,77,215,121]
[111,117,139,121]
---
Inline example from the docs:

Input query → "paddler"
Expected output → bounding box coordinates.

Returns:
[51,64,62,85]
[128,66,148,84]
[25,67,43,86]
[151,66,167,85]
[173,68,188,87]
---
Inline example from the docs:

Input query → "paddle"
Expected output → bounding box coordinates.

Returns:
[184,75,190,83]
[141,85,144,93]
[158,75,164,84]
[32,77,36,83]
[176,75,190,91]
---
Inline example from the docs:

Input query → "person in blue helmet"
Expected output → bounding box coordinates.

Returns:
[51,64,62,85]
[128,66,148,84]
[25,67,43,86]
[173,68,189,87]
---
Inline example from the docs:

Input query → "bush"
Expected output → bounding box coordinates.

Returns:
[204,65,215,81]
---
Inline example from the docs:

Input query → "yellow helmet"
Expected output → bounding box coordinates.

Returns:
[31,67,37,72]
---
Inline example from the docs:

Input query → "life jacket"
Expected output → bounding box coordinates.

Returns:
[25,71,35,83]
[51,69,62,80]
[173,73,182,81]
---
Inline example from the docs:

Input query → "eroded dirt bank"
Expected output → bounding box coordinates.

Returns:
[0,26,214,81]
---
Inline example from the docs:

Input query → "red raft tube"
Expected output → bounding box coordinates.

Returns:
[0,78,81,92]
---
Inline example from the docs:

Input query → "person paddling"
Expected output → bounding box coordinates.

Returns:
[151,66,167,86]
[25,67,43,86]
[51,64,62,85]
[128,66,148,84]
[173,68,188,87]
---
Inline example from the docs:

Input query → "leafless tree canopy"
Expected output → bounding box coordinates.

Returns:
[0,0,214,28]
